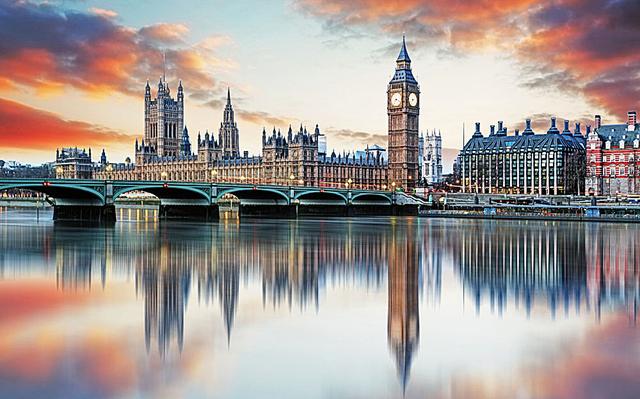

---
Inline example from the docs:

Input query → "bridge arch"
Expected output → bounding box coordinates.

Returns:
[294,190,348,204]
[113,184,210,203]
[351,192,393,205]
[217,187,290,205]
[0,182,105,203]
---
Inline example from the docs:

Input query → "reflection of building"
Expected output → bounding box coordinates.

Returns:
[586,223,640,321]
[418,130,442,184]
[55,147,94,179]
[137,237,192,357]
[459,118,586,194]
[452,223,588,317]
[387,225,419,392]
[586,111,640,195]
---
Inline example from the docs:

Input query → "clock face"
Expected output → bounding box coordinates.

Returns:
[391,92,402,107]
[409,93,418,107]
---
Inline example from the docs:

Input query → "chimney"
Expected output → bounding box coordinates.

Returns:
[473,122,483,137]
[498,121,503,132]
[628,111,637,131]
[490,125,495,135]
[515,129,520,136]
[595,115,601,129]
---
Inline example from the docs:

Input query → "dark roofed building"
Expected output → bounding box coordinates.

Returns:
[459,117,586,195]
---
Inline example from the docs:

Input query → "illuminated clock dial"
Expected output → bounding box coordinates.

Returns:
[391,92,402,107]
[409,93,418,107]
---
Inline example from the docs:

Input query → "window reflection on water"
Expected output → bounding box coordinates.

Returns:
[0,208,638,398]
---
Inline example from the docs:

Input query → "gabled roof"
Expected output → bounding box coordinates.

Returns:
[596,123,640,144]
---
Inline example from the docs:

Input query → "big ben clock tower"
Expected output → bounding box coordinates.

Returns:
[388,36,419,191]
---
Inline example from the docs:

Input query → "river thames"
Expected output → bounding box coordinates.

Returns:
[0,208,638,398]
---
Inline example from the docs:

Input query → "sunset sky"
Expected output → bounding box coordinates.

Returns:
[0,0,638,166]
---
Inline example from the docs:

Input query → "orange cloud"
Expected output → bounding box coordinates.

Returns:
[0,98,132,152]
[0,2,227,103]
[89,7,118,19]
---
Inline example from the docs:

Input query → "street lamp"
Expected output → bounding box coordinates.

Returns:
[161,171,168,180]
[346,178,353,188]
[391,182,396,191]
[382,184,387,191]
[289,174,295,187]
[211,169,218,182]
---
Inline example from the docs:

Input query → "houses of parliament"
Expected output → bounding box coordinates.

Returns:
[94,38,426,191]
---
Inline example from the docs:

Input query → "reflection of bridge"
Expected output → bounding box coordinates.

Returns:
[0,178,420,222]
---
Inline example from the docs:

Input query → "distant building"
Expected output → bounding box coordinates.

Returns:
[55,147,93,179]
[0,160,52,178]
[418,130,442,184]
[586,111,640,195]
[459,118,586,195]
[180,126,192,157]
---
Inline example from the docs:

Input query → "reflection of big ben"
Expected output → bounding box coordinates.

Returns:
[388,36,420,191]
[387,225,419,391]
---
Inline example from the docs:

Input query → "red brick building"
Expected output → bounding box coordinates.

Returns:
[586,111,640,195]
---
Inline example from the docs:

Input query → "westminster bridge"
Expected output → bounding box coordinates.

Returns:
[0,178,423,222]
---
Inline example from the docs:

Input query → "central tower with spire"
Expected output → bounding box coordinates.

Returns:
[387,36,420,191]
[219,88,240,158]
[143,77,184,159]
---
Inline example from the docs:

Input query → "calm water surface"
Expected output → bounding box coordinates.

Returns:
[0,208,639,399]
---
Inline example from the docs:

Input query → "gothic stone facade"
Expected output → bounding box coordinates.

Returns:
[95,39,428,190]
[459,118,586,195]
[586,111,640,195]
[387,36,420,191]
[418,130,442,184]
[144,77,184,158]
[55,147,95,179]
[96,85,388,189]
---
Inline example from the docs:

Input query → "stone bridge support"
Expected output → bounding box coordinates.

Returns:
[53,204,116,223]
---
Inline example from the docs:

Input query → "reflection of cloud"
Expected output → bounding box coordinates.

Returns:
[296,0,640,118]
[0,281,88,327]
[0,98,132,152]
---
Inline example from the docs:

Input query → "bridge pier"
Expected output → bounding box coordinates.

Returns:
[392,204,419,216]
[53,204,116,224]
[347,204,393,216]
[159,204,219,221]
[297,204,346,217]
[240,204,297,219]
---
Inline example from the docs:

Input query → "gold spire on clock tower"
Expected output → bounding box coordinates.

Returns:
[387,36,420,191]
